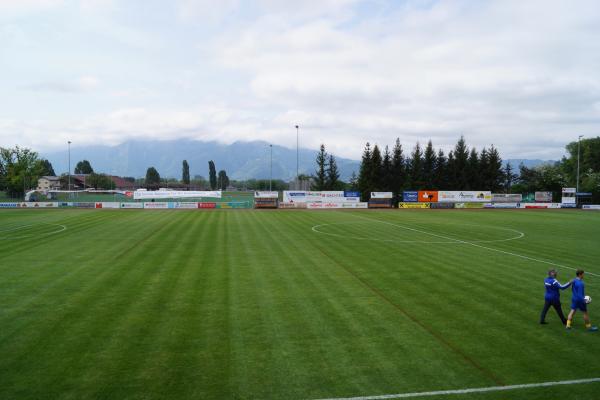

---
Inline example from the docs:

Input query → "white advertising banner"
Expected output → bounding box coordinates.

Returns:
[121,202,144,209]
[370,192,393,199]
[535,192,553,202]
[438,191,492,202]
[306,202,323,209]
[254,191,278,198]
[16,202,59,208]
[492,193,522,203]
[320,191,346,202]
[133,190,221,200]
[101,202,120,209]
[173,202,199,209]
[283,191,322,203]
[143,202,169,209]
[583,205,600,210]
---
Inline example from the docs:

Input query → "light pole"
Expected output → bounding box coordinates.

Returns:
[68,141,71,191]
[269,144,273,191]
[577,135,583,193]
[295,125,299,182]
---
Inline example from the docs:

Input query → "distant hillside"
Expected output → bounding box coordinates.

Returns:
[43,139,361,181]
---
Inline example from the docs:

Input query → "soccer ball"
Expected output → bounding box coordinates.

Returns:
[584,295,592,304]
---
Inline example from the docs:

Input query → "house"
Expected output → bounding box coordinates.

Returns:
[37,176,61,191]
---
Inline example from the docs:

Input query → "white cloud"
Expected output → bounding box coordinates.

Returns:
[26,75,100,93]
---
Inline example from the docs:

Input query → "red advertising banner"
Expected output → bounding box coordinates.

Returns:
[418,191,438,202]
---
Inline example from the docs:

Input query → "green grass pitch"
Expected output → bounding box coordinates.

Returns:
[1,209,599,399]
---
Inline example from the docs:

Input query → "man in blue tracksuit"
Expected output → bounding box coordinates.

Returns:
[540,269,571,325]
[566,269,598,331]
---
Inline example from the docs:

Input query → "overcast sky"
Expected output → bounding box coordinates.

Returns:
[1,0,599,160]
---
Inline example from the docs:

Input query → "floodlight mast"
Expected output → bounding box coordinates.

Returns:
[68,141,71,191]
[269,144,273,191]
[295,125,299,181]
[577,135,583,194]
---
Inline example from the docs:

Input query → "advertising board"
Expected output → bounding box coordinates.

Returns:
[174,202,199,209]
[254,191,278,198]
[72,202,95,208]
[583,205,600,210]
[320,191,346,202]
[418,191,438,202]
[454,202,485,209]
[0,203,18,208]
[535,192,552,202]
[489,203,519,209]
[398,202,430,209]
[370,192,393,199]
[283,191,322,203]
[492,193,523,203]
[403,191,418,202]
[306,202,323,209]
[120,202,144,209]
[438,191,492,202]
[344,191,360,198]
[198,202,216,209]
[134,190,221,200]
[143,202,169,209]
[100,202,121,209]
[430,202,455,209]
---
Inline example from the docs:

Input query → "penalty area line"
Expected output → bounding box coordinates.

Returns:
[312,377,600,400]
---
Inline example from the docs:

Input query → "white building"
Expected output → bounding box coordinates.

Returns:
[37,176,61,191]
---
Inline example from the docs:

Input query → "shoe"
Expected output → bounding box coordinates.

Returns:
[588,326,598,332]
[540,321,548,325]
[566,326,572,330]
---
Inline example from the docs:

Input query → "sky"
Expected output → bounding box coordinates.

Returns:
[1,0,599,160]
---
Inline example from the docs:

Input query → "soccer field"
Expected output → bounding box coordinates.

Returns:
[1,209,599,399]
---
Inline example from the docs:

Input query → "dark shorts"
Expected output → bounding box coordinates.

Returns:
[571,299,588,312]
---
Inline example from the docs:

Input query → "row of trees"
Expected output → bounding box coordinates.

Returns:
[353,136,505,200]
[0,146,55,197]
[144,160,229,190]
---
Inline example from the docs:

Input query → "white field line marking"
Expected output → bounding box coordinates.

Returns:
[351,214,599,278]
[312,377,600,400]
[311,222,524,244]
[0,223,67,240]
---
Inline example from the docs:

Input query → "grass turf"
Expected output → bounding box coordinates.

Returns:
[0,209,599,399]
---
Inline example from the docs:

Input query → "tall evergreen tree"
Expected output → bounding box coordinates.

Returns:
[182,160,190,185]
[409,142,424,189]
[326,153,340,190]
[349,171,358,190]
[217,170,229,190]
[485,145,504,191]
[381,145,393,191]
[390,138,405,199]
[479,148,490,189]
[466,148,480,189]
[422,140,437,188]
[39,159,55,176]
[358,142,373,201]
[504,162,517,193]
[453,136,469,189]
[370,144,383,191]
[208,160,217,190]
[434,149,447,189]
[313,144,328,190]
[145,167,160,189]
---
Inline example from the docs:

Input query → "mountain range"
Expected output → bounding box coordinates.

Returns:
[42,139,553,181]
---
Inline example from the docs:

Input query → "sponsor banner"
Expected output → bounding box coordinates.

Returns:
[562,187,576,194]
[12,202,59,208]
[282,191,322,203]
[143,202,169,209]
[455,202,485,209]
[278,202,307,209]
[221,202,252,209]
[344,191,360,198]
[198,202,216,209]
[59,202,72,207]
[133,190,221,200]
[320,191,345,201]
[254,191,278,199]
[577,192,593,196]
[173,202,199,209]
[371,192,393,199]
[307,202,323,209]
[0,202,18,208]
[418,190,438,202]
[72,202,95,208]
[521,203,563,209]
[583,205,600,210]
[431,202,455,209]
[398,202,430,209]
[343,197,359,202]
[120,202,144,209]
[560,203,577,208]
[438,191,492,202]
[95,203,102,209]
[403,191,418,202]
[490,203,519,209]
[561,197,576,204]
[354,202,368,209]
[492,193,523,203]
[535,191,552,202]
[101,202,120,209]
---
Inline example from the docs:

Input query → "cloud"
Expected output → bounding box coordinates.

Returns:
[25,76,100,93]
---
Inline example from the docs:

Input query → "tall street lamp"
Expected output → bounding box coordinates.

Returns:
[295,125,299,181]
[68,141,71,191]
[577,135,583,193]
[269,144,273,191]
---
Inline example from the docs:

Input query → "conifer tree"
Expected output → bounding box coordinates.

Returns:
[313,144,328,190]
[423,140,437,188]
[358,142,372,201]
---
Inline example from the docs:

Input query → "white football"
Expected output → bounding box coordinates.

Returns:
[584,295,592,304]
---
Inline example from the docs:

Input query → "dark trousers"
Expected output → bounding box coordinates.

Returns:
[540,299,567,324]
